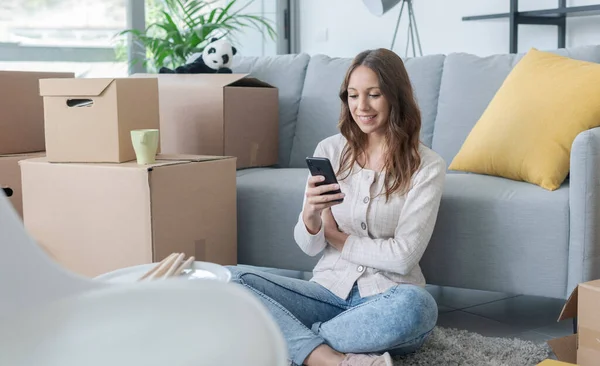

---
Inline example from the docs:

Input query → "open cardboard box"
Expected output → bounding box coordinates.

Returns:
[547,279,600,365]
[132,73,278,169]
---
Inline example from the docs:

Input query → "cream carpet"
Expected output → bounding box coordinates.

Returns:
[393,326,552,365]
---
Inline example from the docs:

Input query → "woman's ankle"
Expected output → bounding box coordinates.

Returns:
[304,344,345,366]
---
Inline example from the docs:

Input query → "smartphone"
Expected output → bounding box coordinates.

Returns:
[305,157,343,203]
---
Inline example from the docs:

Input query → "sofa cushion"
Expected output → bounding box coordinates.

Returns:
[288,55,351,168]
[288,53,446,168]
[432,45,600,165]
[420,173,570,298]
[232,54,310,168]
[236,167,319,271]
[405,54,446,148]
[449,48,600,191]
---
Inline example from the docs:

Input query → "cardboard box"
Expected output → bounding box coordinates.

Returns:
[133,73,278,169]
[20,154,237,277]
[39,78,160,163]
[0,152,45,218]
[547,280,600,365]
[0,71,74,154]
[537,360,577,365]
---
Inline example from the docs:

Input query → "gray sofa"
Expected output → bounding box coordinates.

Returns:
[231,45,600,300]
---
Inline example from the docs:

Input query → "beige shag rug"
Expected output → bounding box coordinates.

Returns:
[393,327,552,366]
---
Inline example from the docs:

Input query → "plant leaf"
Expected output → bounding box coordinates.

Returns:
[215,0,237,23]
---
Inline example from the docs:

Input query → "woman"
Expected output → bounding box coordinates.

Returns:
[229,48,446,366]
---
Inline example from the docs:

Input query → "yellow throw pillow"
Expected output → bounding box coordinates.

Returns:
[449,48,600,190]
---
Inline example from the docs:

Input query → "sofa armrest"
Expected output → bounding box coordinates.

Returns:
[568,127,600,296]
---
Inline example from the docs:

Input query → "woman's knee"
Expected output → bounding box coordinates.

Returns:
[386,285,438,336]
[318,285,437,354]
[358,285,436,352]
[339,286,435,354]
[226,266,265,288]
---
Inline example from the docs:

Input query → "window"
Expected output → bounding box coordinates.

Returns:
[227,0,278,57]
[0,0,128,77]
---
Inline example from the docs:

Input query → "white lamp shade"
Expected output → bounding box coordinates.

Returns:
[363,0,402,16]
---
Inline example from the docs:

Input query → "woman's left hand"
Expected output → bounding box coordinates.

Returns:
[323,208,349,251]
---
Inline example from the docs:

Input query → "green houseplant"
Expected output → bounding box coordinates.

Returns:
[118,0,276,72]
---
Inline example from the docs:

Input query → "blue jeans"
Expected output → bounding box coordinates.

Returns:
[227,266,438,366]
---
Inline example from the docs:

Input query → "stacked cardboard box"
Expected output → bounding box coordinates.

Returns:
[21,154,237,278]
[0,70,74,218]
[38,78,161,163]
[19,76,250,278]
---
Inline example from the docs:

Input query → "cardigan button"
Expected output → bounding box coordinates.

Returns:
[357,265,364,272]
[363,196,370,204]
[361,222,367,230]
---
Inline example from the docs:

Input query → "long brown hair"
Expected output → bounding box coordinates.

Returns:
[337,48,422,201]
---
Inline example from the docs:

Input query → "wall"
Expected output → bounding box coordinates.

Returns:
[299,0,600,58]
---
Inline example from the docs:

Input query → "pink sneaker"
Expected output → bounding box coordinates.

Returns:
[339,351,393,366]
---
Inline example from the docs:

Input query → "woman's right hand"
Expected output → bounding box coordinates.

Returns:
[302,176,345,234]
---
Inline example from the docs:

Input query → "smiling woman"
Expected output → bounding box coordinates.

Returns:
[227,48,447,366]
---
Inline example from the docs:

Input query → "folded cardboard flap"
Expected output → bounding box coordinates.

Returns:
[558,286,578,322]
[156,154,234,163]
[548,285,578,364]
[146,156,236,170]
[39,78,115,97]
[19,155,235,171]
[547,334,578,364]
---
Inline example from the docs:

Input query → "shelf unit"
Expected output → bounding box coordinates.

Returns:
[462,0,600,53]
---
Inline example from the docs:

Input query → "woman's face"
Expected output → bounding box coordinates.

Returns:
[347,65,390,137]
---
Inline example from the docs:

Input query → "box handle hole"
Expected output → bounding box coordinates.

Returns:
[66,99,94,107]
[2,187,13,197]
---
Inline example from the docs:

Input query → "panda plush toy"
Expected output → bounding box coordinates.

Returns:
[159,38,237,74]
